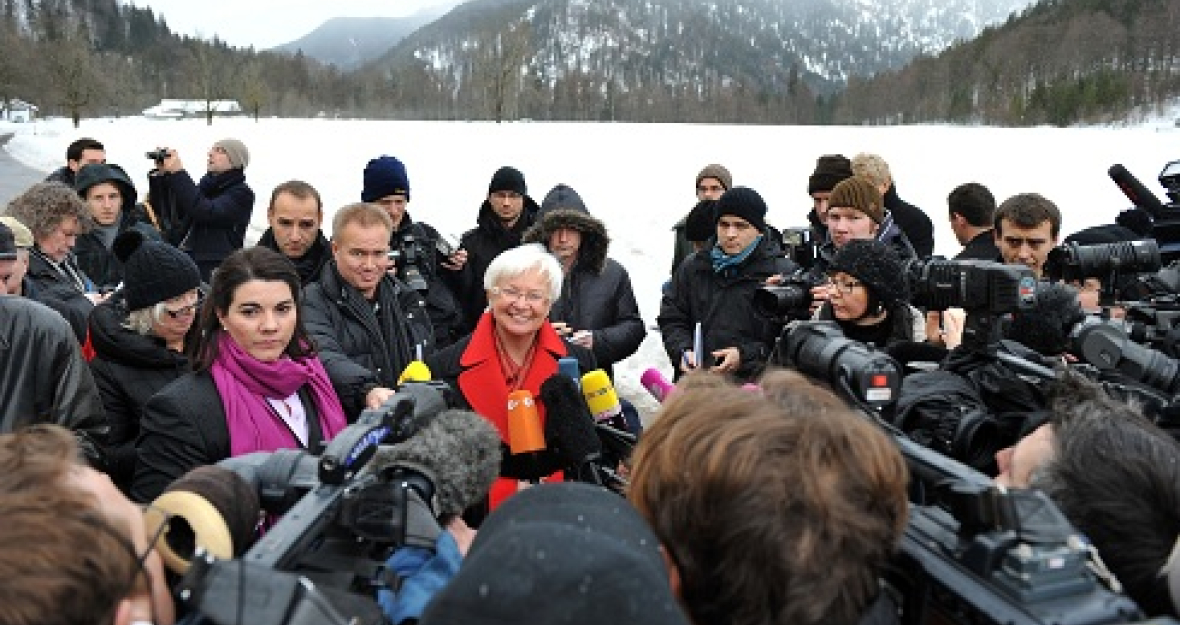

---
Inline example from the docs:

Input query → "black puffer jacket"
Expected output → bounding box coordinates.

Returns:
[88,293,190,492]
[255,227,332,286]
[658,236,797,382]
[303,262,435,418]
[25,249,95,342]
[391,215,465,348]
[453,195,540,333]
[523,202,645,377]
[74,164,161,291]
[148,168,254,280]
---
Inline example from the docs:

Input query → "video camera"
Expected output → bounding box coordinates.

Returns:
[1109,161,1180,263]
[753,273,819,321]
[906,258,1038,353]
[780,226,820,270]
[175,381,465,625]
[773,321,1144,625]
[388,233,431,292]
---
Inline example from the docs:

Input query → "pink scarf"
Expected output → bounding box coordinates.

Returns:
[211,333,348,457]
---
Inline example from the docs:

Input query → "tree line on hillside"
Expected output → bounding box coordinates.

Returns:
[1,0,1177,127]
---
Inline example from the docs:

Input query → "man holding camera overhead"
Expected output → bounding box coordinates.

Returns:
[147,138,255,281]
[362,155,467,348]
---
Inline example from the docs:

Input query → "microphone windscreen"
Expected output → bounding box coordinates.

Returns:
[149,465,261,574]
[398,360,432,385]
[541,374,602,467]
[507,390,546,455]
[371,409,502,517]
[639,368,675,403]
[581,369,621,422]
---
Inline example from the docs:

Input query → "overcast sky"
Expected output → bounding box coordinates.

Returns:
[127,0,461,49]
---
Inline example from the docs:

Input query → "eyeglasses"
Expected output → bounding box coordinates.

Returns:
[162,298,202,319]
[826,277,863,295]
[492,286,549,305]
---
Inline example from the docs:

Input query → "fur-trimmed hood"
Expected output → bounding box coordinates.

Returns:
[523,207,610,274]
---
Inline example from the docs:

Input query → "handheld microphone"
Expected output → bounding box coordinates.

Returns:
[398,360,432,385]
[1108,163,1166,219]
[581,369,628,433]
[541,374,604,486]
[639,367,675,403]
[507,390,545,455]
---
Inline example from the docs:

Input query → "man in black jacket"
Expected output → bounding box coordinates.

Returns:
[255,180,331,285]
[302,203,435,418]
[852,153,935,258]
[44,137,105,187]
[361,155,467,347]
[523,183,646,379]
[948,182,1002,261]
[147,138,255,281]
[659,187,796,383]
[73,163,160,291]
[453,166,540,333]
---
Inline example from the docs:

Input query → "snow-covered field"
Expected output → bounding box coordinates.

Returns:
[5,115,1180,410]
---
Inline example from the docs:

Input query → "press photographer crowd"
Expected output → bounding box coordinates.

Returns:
[5,138,1180,625]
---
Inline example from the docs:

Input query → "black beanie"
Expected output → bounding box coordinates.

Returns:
[808,154,854,195]
[361,155,410,202]
[488,166,527,196]
[829,239,909,308]
[715,187,768,233]
[685,199,717,242]
[113,230,202,311]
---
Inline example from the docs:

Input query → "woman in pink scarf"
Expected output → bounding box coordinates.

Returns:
[131,247,348,503]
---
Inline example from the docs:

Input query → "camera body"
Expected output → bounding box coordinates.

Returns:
[753,274,820,321]
[907,259,1036,314]
[388,233,429,292]
[780,226,820,271]
[145,148,169,164]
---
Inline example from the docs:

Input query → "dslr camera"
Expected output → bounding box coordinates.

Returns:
[145,148,169,164]
[753,274,819,321]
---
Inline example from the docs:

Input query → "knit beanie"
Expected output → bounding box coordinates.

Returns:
[212,138,249,169]
[112,230,202,311]
[808,154,854,195]
[715,187,768,233]
[488,166,527,196]
[829,239,909,308]
[685,199,717,242]
[828,176,885,223]
[695,164,733,192]
[361,155,410,202]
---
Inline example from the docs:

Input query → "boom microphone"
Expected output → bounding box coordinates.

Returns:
[639,367,675,403]
[540,374,604,485]
[369,408,503,518]
[1108,163,1166,219]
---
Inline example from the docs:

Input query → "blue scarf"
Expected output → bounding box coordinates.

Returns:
[710,235,763,276]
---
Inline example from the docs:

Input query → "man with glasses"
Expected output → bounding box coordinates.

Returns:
[0,424,176,624]
[453,166,541,333]
[303,203,436,418]
[659,187,796,382]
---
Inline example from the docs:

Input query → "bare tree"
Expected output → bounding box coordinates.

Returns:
[45,28,101,128]
[186,37,237,125]
[476,21,532,123]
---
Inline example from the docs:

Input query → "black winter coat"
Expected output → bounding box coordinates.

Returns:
[131,372,329,503]
[74,208,161,291]
[25,249,95,342]
[88,293,190,492]
[255,227,332,286]
[885,185,934,259]
[303,262,436,418]
[453,196,540,333]
[954,230,1001,261]
[391,215,466,348]
[522,207,646,377]
[658,236,797,382]
[148,168,254,279]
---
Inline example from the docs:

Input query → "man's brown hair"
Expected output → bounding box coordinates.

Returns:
[629,370,908,625]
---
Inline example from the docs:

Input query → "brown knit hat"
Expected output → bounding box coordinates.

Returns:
[695,164,732,192]
[828,176,884,223]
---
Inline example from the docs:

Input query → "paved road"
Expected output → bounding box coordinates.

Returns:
[0,133,47,207]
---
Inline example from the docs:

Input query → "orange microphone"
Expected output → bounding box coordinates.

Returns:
[507,390,545,455]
